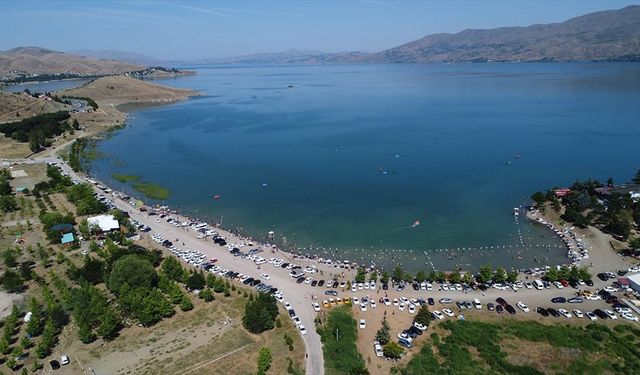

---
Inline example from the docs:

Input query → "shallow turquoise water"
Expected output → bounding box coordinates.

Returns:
[88,63,640,271]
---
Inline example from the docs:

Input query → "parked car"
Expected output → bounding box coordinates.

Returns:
[551,297,566,303]
[359,319,366,329]
[536,307,549,317]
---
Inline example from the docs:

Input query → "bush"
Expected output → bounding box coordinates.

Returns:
[108,254,157,294]
[242,294,278,334]
[383,342,404,359]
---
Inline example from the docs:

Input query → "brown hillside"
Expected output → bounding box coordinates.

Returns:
[0,47,143,76]
[0,92,70,124]
[61,76,197,106]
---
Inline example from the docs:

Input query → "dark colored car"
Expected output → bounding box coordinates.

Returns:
[324,290,338,296]
[382,283,389,290]
[332,281,339,288]
[593,309,608,319]
[478,284,488,291]
[412,283,420,291]
[546,308,560,317]
[597,273,609,281]
[505,305,516,315]
[487,303,495,311]
[243,277,254,285]
[296,277,305,284]
[551,297,566,303]
[585,279,594,286]
[288,309,296,317]
[408,326,423,336]
[427,298,434,306]
[318,280,325,287]
[536,307,549,316]
[598,290,611,298]
[311,280,318,287]
[456,301,466,309]
[496,297,507,306]
[251,279,261,286]
[49,360,61,370]
[496,305,504,314]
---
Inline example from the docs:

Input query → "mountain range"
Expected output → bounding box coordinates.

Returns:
[0,47,143,76]
[1,4,639,75]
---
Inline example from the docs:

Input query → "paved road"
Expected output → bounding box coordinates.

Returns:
[38,157,327,375]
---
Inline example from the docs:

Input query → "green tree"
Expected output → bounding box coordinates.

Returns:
[369,271,378,282]
[161,256,186,282]
[257,346,272,375]
[493,267,507,283]
[242,294,278,334]
[179,295,194,311]
[96,309,120,340]
[0,196,18,212]
[355,267,366,284]
[392,265,404,283]
[383,342,404,359]
[477,265,493,284]
[414,305,432,327]
[375,316,391,345]
[531,191,546,207]
[506,270,518,284]
[108,254,157,294]
[545,268,559,282]
[448,271,461,284]
[186,271,205,291]
[199,288,214,302]
[380,271,390,284]
[415,270,426,283]
[1,269,24,293]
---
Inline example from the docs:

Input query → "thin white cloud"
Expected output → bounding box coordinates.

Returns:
[164,3,236,19]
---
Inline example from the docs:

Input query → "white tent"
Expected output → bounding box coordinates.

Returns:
[87,215,120,232]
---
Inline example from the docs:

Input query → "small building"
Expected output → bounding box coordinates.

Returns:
[61,233,75,247]
[554,188,571,198]
[87,214,120,233]
[628,273,640,293]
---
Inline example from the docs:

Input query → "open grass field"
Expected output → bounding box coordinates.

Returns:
[317,305,366,375]
[396,319,640,375]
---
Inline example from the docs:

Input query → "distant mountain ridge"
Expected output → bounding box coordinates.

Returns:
[69,49,182,67]
[357,5,640,63]
[208,5,640,64]
[0,47,144,76]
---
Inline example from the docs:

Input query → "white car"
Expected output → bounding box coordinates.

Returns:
[586,311,598,321]
[370,300,377,309]
[413,322,428,331]
[398,332,411,340]
[393,298,399,306]
[359,319,366,329]
[60,355,70,365]
[398,303,406,311]
[603,286,617,293]
[573,309,584,318]
[351,285,357,292]
[604,310,617,320]
[352,296,359,305]
[432,310,445,320]
[383,297,391,306]
[299,325,307,335]
[408,304,416,314]
[292,316,302,326]
[553,281,564,289]
[442,308,455,317]
[516,301,530,313]
[370,281,376,290]
[374,342,384,357]
[622,312,639,321]
[360,302,367,312]
[558,309,571,318]
[260,273,270,280]
[312,302,321,312]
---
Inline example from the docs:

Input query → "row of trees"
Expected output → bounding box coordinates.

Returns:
[0,168,17,213]
[66,183,108,216]
[0,111,72,151]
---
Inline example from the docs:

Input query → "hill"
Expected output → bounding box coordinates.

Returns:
[69,49,179,66]
[61,76,197,106]
[0,47,143,76]
[361,5,640,63]
[0,92,70,124]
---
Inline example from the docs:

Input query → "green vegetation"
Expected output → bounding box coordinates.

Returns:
[400,320,640,375]
[543,264,591,282]
[242,293,278,334]
[375,315,391,345]
[317,306,367,375]
[257,347,273,375]
[383,342,404,360]
[534,169,640,240]
[0,168,17,213]
[66,183,108,215]
[0,111,72,152]
[112,173,141,183]
[132,181,171,200]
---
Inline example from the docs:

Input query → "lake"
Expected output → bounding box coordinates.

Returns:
[87,63,640,272]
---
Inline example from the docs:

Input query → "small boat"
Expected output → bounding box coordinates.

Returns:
[411,220,420,227]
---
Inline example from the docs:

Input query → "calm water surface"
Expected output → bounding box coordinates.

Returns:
[88,63,640,271]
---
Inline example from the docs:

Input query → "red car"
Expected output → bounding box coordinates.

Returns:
[210,258,218,263]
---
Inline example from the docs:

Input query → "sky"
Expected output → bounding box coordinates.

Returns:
[1,0,638,60]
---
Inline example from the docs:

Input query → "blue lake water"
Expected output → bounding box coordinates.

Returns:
[87,63,640,271]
